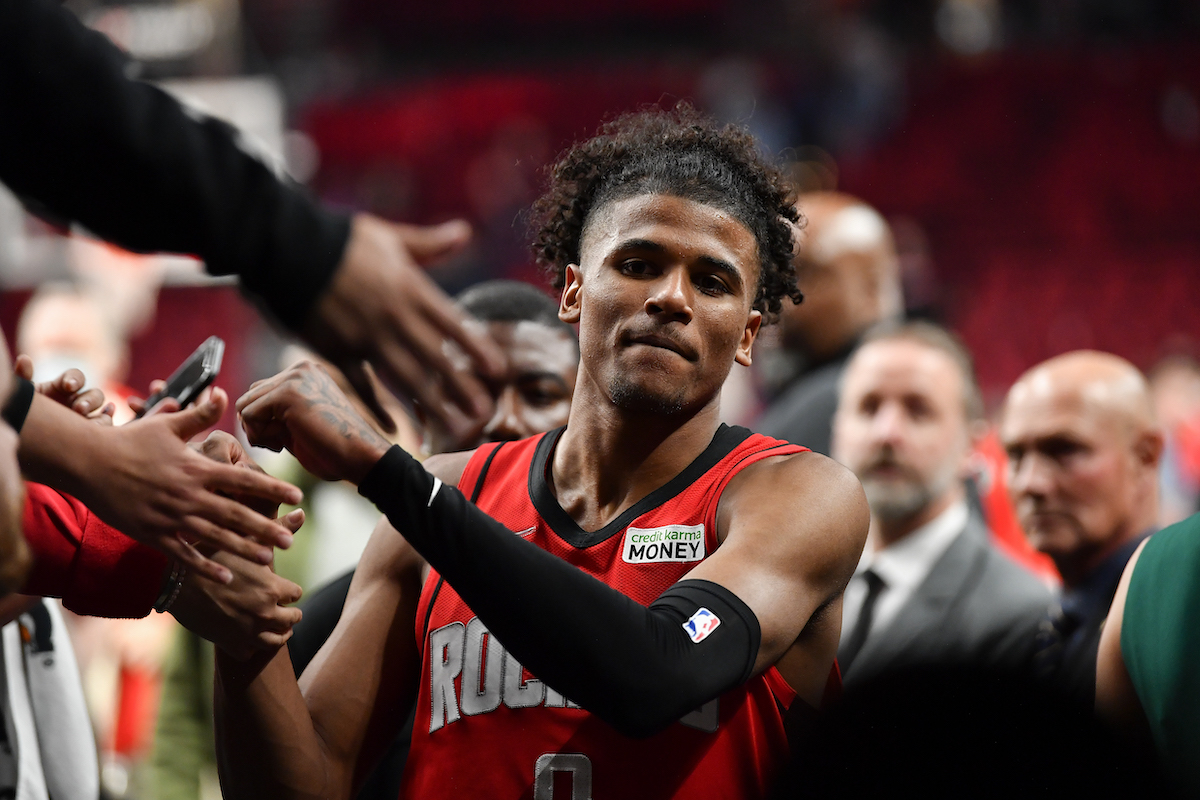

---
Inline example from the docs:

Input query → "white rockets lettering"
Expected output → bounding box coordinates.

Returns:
[426,618,718,734]
[428,617,581,733]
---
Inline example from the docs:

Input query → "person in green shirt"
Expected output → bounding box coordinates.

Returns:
[1097,511,1200,794]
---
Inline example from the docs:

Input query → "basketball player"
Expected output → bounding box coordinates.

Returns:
[214,106,868,799]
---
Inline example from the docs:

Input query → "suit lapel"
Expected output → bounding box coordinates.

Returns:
[849,517,989,676]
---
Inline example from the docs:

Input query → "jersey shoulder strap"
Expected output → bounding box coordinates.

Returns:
[702,430,808,517]
[456,440,505,501]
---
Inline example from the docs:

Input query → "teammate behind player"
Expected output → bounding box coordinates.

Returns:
[214,105,868,800]
[417,279,579,455]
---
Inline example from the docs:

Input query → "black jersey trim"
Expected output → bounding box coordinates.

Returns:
[470,441,506,504]
[528,424,755,549]
[421,441,508,645]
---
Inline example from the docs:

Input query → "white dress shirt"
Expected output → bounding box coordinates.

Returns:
[840,500,969,646]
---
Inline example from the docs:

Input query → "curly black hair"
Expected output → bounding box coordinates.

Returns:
[530,103,802,317]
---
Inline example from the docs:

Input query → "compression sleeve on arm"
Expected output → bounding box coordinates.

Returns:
[0,0,350,331]
[359,445,761,738]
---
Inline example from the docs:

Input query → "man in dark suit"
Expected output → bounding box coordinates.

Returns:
[831,322,1051,689]
[754,192,902,456]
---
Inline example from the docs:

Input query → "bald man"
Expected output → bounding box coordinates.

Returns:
[755,192,902,455]
[1000,350,1162,702]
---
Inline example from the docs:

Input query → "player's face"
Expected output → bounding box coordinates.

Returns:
[833,340,970,522]
[476,320,577,443]
[560,194,762,417]
[1000,383,1143,567]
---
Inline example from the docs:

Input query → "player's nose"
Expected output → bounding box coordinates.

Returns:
[644,268,693,323]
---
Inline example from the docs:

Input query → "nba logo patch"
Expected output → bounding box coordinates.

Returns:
[682,608,721,643]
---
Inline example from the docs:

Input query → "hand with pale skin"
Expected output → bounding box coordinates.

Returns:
[302,215,507,440]
[18,387,303,584]
[13,354,115,424]
[236,361,392,485]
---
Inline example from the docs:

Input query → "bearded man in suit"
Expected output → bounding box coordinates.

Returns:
[832,321,1050,689]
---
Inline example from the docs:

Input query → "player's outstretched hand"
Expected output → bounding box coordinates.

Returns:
[300,213,505,440]
[20,387,303,584]
[237,360,392,485]
[170,508,306,660]
[14,354,115,425]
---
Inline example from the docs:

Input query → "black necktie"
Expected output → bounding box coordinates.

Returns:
[838,569,886,673]
[1032,603,1083,679]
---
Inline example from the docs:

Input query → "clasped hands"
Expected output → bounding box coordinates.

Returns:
[26,368,308,659]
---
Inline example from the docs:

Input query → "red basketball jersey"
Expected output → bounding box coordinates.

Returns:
[402,425,807,800]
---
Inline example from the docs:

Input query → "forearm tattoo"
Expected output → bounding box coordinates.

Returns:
[298,366,391,453]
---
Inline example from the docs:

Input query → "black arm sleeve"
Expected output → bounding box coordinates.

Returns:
[0,0,350,331]
[359,445,762,738]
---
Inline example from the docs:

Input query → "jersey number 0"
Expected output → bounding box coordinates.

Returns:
[533,753,592,800]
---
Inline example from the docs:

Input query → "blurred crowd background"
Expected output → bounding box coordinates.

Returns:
[1,0,1198,796]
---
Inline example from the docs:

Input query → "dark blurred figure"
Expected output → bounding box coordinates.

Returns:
[755,192,902,455]
[285,280,578,800]
[831,322,1050,689]
[0,339,31,595]
[1,0,505,438]
[1000,351,1161,705]
[890,215,942,322]
[777,664,1165,799]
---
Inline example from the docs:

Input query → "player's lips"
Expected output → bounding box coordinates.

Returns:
[624,331,697,361]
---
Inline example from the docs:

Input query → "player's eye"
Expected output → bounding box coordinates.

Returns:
[696,274,730,296]
[620,259,654,276]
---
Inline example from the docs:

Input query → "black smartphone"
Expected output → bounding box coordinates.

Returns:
[137,336,225,417]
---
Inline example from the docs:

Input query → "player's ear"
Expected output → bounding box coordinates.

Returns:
[559,264,583,324]
[734,310,762,367]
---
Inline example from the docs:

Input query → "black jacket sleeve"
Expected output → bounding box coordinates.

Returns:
[0,0,350,331]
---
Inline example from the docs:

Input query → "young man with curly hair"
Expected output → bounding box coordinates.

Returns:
[214,105,868,800]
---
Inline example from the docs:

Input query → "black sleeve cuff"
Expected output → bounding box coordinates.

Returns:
[2,377,36,434]
[358,444,420,507]
[651,578,763,686]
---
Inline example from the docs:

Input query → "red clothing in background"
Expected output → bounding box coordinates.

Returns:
[973,432,1059,585]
